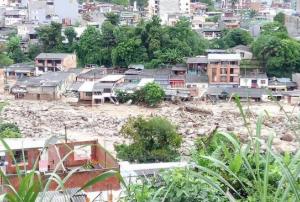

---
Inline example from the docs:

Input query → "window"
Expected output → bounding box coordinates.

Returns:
[86,92,92,96]
[230,68,234,74]
[212,68,217,82]
[220,76,227,82]
[221,68,227,74]
[13,150,28,164]
[261,80,266,84]
[221,61,228,66]
[230,76,234,82]
[103,88,111,93]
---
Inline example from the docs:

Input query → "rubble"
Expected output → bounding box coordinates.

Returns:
[0,99,299,156]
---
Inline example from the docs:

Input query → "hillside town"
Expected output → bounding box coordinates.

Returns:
[0,0,300,201]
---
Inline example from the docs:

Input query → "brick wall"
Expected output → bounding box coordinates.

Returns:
[7,168,120,193]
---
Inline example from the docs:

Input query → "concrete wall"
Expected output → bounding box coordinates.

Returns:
[240,78,268,88]
[292,73,300,89]
[285,15,300,37]
[235,50,253,60]
[53,0,79,24]
[79,92,92,101]
[62,55,77,70]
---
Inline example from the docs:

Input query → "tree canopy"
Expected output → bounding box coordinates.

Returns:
[252,22,300,77]
[210,28,253,49]
[274,12,285,25]
[77,16,208,68]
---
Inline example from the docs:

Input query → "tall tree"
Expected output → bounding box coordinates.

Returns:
[0,44,13,67]
[274,12,285,25]
[36,22,63,52]
[64,27,77,52]
[104,12,120,26]
[76,26,102,66]
[6,36,26,63]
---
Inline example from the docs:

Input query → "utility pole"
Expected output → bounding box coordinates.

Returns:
[64,124,68,143]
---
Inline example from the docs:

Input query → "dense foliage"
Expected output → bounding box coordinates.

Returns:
[274,12,285,25]
[210,28,253,49]
[77,16,208,67]
[116,82,165,107]
[0,123,21,138]
[0,44,13,67]
[252,22,300,77]
[115,116,182,162]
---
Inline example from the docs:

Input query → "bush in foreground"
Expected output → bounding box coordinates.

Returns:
[115,116,182,163]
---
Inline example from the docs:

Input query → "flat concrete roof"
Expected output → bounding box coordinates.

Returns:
[208,53,241,61]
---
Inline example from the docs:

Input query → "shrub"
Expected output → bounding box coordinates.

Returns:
[140,82,165,107]
[116,82,165,107]
[0,123,21,138]
[115,116,182,163]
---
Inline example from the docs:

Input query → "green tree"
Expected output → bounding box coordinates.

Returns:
[36,22,63,52]
[104,12,120,26]
[0,44,13,67]
[223,28,253,48]
[115,116,182,162]
[260,22,288,37]
[64,27,77,45]
[249,9,258,18]
[140,82,165,107]
[76,26,102,66]
[27,44,42,60]
[6,36,26,63]
[274,12,285,25]
[64,27,77,52]
[112,38,148,67]
[252,34,300,77]
[0,123,21,138]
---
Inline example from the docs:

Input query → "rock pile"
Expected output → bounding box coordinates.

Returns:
[0,100,299,155]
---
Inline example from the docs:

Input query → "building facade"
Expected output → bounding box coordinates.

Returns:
[207,54,241,86]
[35,53,77,74]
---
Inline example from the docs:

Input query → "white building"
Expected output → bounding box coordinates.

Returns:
[4,8,27,26]
[148,0,191,24]
[240,73,268,89]
[0,0,9,6]
[28,0,79,25]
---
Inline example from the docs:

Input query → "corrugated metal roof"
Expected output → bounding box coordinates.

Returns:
[186,75,208,83]
[36,188,87,202]
[207,87,271,98]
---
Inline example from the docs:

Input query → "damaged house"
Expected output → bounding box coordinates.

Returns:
[0,138,120,194]
[35,53,77,74]
[11,71,76,100]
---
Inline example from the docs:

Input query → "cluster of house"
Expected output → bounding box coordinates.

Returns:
[2,0,300,53]
[4,45,300,105]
